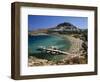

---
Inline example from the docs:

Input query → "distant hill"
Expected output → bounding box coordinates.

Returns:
[29,22,81,35]
[28,29,48,35]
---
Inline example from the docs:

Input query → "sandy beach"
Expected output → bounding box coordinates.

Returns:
[58,34,86,63]
[62,35,83,55]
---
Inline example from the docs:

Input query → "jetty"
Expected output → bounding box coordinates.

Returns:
[37,46,72,55]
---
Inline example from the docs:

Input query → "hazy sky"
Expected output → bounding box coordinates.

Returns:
[28,15,88,31]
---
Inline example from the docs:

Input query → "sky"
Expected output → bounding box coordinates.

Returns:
[28,15,88,31]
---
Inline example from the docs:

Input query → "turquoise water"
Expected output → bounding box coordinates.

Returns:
[28,35,71,61]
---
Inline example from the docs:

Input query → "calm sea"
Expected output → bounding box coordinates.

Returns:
[28,35,71,61]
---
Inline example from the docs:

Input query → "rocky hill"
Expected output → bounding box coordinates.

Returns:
[48,22,80,33]
[55,22,77,29]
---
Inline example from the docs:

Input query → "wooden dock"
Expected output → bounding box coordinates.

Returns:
[37,46,72,55]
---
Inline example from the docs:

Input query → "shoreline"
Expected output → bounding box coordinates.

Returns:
[51,34,83,55]
[61,34,83,55]
[54,34,83,60]
[28,34,86,66]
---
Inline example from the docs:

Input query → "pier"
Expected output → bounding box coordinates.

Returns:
[37,46,72,55]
